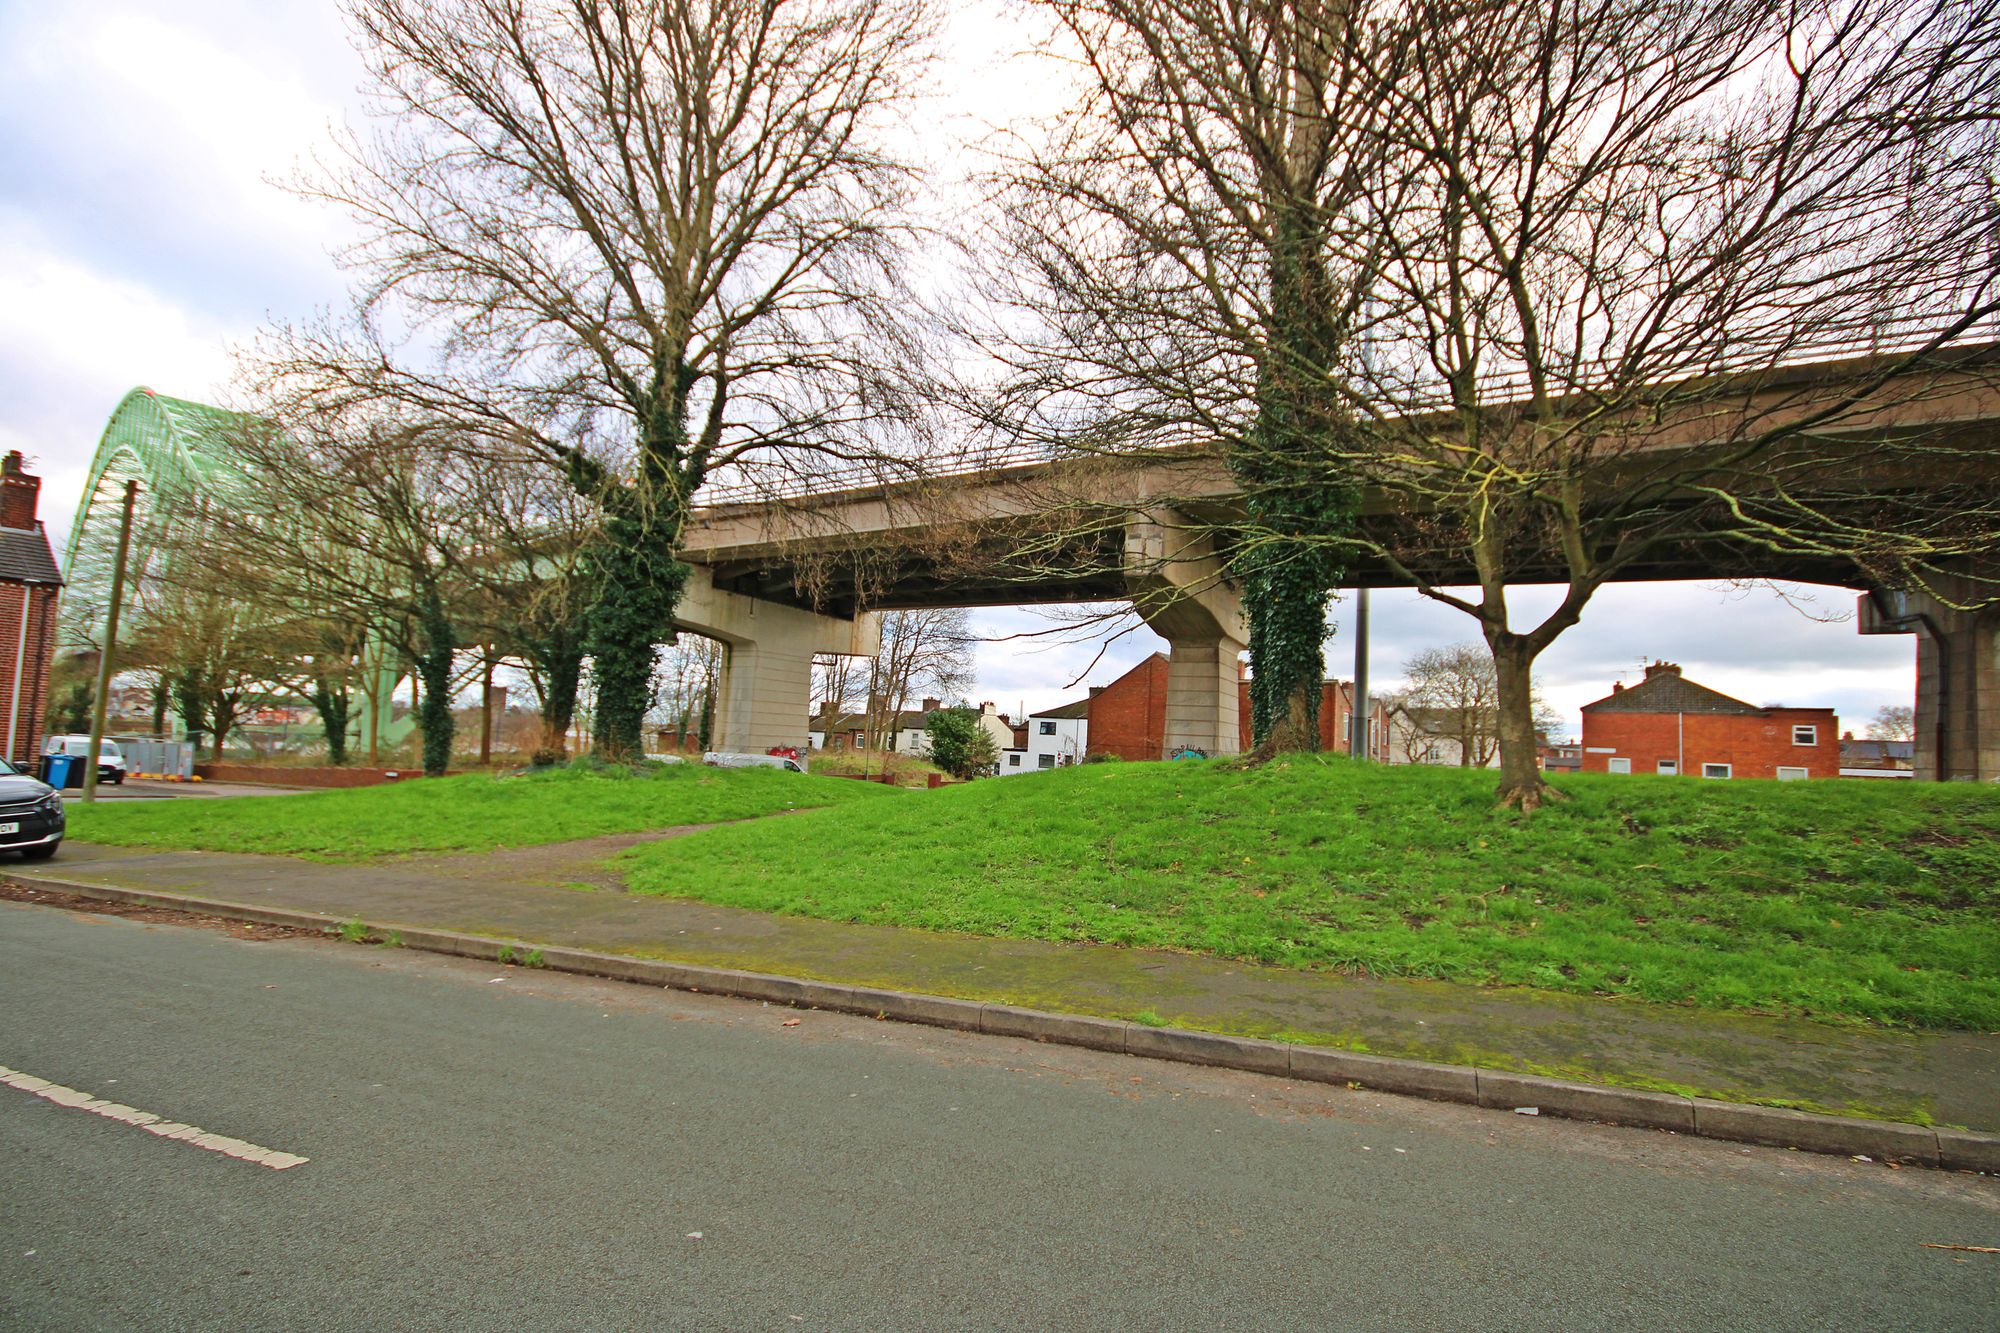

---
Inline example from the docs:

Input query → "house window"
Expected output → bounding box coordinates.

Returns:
[1776,766,1808,781]
[1037,754,1055,769]
[1656,759,1678,775]
[1008,754,1021,768]
[1607,758,1631,774]
[1703,763,1732,779]
[1039,720,1056,736]
[1791,725,1817,746]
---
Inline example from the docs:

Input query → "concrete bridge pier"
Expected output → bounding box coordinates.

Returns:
[1860,586,2000,781]
[675,567,881,755]
[1125,515,1247,758]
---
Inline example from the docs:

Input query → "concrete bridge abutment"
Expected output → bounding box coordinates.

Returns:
[1861,585,2000,782]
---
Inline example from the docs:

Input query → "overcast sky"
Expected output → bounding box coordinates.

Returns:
[0,0,1918,737]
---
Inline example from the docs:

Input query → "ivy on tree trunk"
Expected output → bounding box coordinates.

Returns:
[577,362,704,763]
[1235,199,1353,756]
[412,584,456,777]
[526,619,586,766]
[310,677,351,766]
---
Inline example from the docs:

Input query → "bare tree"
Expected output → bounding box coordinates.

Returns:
[1869,704,1917,742]
[654,635,724,751]
[996,0,2000,807]
[1399,643,1560,768]
[977,0,1384,756]
[812,652,867,729]
[1283,0,1999,806]
[863,608,975,752]
[170,409,515,776]
[269,0,934,761]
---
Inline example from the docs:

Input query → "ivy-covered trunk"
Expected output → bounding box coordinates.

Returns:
[525,619,586,766]
[586,520,686,761]
[582,362,700,763]
[412,585,456,777]
[150,682,168,736]
[1237,194,1352,757]
[172,669,208,753]
[310,676,351,766]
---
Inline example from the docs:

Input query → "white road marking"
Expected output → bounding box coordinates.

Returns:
[0,1064,309,1170]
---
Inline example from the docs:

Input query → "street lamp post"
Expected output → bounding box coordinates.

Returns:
[81,480,139,803]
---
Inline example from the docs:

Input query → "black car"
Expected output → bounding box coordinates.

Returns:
[0,758,64,859]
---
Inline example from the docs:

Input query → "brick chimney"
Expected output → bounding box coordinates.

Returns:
[921,696,941,713]
[1643,661,1682,680]
[0,453,40,531]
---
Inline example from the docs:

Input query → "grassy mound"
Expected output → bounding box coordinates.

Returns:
[67,763,896,861]
[622,757,2000,1029]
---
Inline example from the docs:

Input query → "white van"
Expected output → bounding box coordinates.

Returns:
[43,735,127,785]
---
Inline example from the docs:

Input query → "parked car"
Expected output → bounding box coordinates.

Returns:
[42,734,126,785]
[703,751,808,774]
[0,757,64,859]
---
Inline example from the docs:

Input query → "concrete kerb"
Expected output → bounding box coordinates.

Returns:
[15,874,1992,1174]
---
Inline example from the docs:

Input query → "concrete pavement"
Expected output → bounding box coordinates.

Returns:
[3,902,1996,1331]
[16,834,2000,1135]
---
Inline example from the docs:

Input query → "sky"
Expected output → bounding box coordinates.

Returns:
[0,0,1919,739]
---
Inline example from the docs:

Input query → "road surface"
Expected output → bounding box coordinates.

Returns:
[2,900,1995,1330]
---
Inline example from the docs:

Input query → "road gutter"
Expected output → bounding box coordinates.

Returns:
[16,873,1996,1174]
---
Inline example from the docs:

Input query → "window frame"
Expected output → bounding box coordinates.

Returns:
[1791,724,1818,746]
[1038,719,1056,736]
[1775,766,1808,781]
[1036,753,1055,769]
[1607,757,1632,774]
[1656,759,1678,776]
[1702,763,1733,779]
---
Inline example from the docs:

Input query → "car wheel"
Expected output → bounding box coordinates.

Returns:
[113,774,125,785]
[19,842,58,860]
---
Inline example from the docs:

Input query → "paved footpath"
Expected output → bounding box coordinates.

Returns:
[18,835,2000,1133]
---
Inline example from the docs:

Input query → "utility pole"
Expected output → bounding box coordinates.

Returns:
[82,479,139,803]
[1349,587,1371,760]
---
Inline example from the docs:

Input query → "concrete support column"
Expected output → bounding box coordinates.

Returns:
[1860,587,2000,781]
[677,565,881,755]
[1162,636,1247,758]
[1125,511,1247,758]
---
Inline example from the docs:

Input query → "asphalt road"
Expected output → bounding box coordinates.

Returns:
[2,902,1996,1332]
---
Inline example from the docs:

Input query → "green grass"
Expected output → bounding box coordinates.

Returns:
[66,763,897,861]
[621,757,2000,1030]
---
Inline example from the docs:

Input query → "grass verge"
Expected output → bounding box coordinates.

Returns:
[67,763,897,861]
[621,756,2000,1029]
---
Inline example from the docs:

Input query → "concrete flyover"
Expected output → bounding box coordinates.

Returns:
[680,345,2000,775]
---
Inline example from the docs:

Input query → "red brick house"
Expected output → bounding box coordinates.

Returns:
[1579,662,1838,780]
[1084,655,1171,760]
[1085,652,1391,760]
[0,453,62,767]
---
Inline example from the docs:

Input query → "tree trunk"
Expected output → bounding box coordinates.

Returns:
[1244,561,1331,758]
[311,679,351,766]
[1488,634,1559,810]
[413,586,456,777]
[583,386,695,763]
